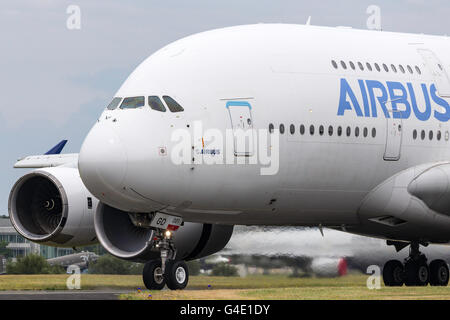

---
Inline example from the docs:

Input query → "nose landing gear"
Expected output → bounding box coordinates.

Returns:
[142,228,190,291]
[383,242,449,287]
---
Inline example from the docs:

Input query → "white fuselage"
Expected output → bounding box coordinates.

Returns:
[78,24,450,243]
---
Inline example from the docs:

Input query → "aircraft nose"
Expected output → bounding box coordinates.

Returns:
[78,123,127,197]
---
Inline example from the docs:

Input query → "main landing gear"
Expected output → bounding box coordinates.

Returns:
[383,242,449,287]
[142,229,190,290]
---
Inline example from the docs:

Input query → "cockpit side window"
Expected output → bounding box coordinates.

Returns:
[163,96,184,112]
[120,96,145,109]
[106,97,122,110]
[148,96,166,112]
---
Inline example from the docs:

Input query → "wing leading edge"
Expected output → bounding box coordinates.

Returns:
[14,140,78,168]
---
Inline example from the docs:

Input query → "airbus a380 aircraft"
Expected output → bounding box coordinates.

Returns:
[8,24,450,290]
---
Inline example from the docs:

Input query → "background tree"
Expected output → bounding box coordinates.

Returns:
[88,254,143,274]
[0,241,10,258]
[186,260,201,276]
[211,263,238,277]
[6,254,64,274]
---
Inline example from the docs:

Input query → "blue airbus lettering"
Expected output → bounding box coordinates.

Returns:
[337,78,450,122]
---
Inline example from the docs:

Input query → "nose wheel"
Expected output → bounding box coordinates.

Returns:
[383,242,449,287]
[165,260,189,290]
[142,259,190,290]
[142,227,190,291]
[143,259,165,290]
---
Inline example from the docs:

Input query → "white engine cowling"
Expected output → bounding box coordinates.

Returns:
[8,167,98,247]
[95,202,234,262]
[310,257,348,277]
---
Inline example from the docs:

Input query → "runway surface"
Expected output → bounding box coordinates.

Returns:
[0,290,129,300]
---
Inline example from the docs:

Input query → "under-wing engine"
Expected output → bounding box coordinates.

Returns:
[8,167,98,247]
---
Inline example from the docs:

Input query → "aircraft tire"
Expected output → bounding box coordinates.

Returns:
[143,259,166,290]
[405,260,429,286]
[383,260,404,286]
[165,260,189,290]
[429,260,449,286]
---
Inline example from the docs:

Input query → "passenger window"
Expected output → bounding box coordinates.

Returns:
[366,63,373,71]
[346,126,351,136]
[349,61,355,70]
[372,128,376,138]
[363,127,368,137]
[148,96,166,112]
[421,130,425,140]
[120,96,145,109]
[391,64,397,73]
[341,61,347,69]
[437,130,442,140]
[319,125,324,136]
[328,125,333,136]
[429,130,433,140]
[310,125,315,135]
[358,62,364,71]
[332,60,338,69]
[269,123,274,133]
[106,97,122,110]
[383,64,389,72]
[279,124,285,134]
[290,124,295,135]
[355,127,360,137]
[163,96,184,112]
[413,129,417,140]
[415,66,422,74]
[374,63,381,72]
[407,65,413,74]
[399,65,405,73]
[337,126,342,136]
[300,124,305,135]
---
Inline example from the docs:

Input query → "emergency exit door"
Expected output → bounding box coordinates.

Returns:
[417,49,450,97]
[226,101,254,156]
[384,109,402,161]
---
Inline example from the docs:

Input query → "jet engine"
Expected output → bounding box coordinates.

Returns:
[8,167,98,247]
[310,257,348,277]
[94,202,234,262]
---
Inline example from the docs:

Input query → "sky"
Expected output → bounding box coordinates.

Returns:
[1,0,450,214]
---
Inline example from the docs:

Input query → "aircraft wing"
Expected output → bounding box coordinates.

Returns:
[14,153,78,168]
[13,139,78,168]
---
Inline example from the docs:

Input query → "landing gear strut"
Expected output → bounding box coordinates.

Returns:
[142,229,189,290]
[383,242,449,287]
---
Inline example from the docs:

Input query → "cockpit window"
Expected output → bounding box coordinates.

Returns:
[106,97,122,110]
[148,96,166,112]
[163,96,184,112]
[120,96,145,109]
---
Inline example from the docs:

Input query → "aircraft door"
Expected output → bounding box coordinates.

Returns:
[226,101,254,156]
[384,109,402,161]
[417,49,450,97]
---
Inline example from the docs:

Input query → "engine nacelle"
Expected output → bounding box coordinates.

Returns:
[310,257,348,277]
[8,167,98,247]
[95,202,233,262]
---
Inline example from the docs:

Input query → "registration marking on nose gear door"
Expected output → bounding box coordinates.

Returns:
[150,212,183,230]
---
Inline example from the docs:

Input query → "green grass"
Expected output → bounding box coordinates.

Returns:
[0,274,448,300]
[0,274,142,290]
[120,275,450,300]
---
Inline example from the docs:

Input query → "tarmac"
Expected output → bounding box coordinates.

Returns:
[0,290,128,300]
